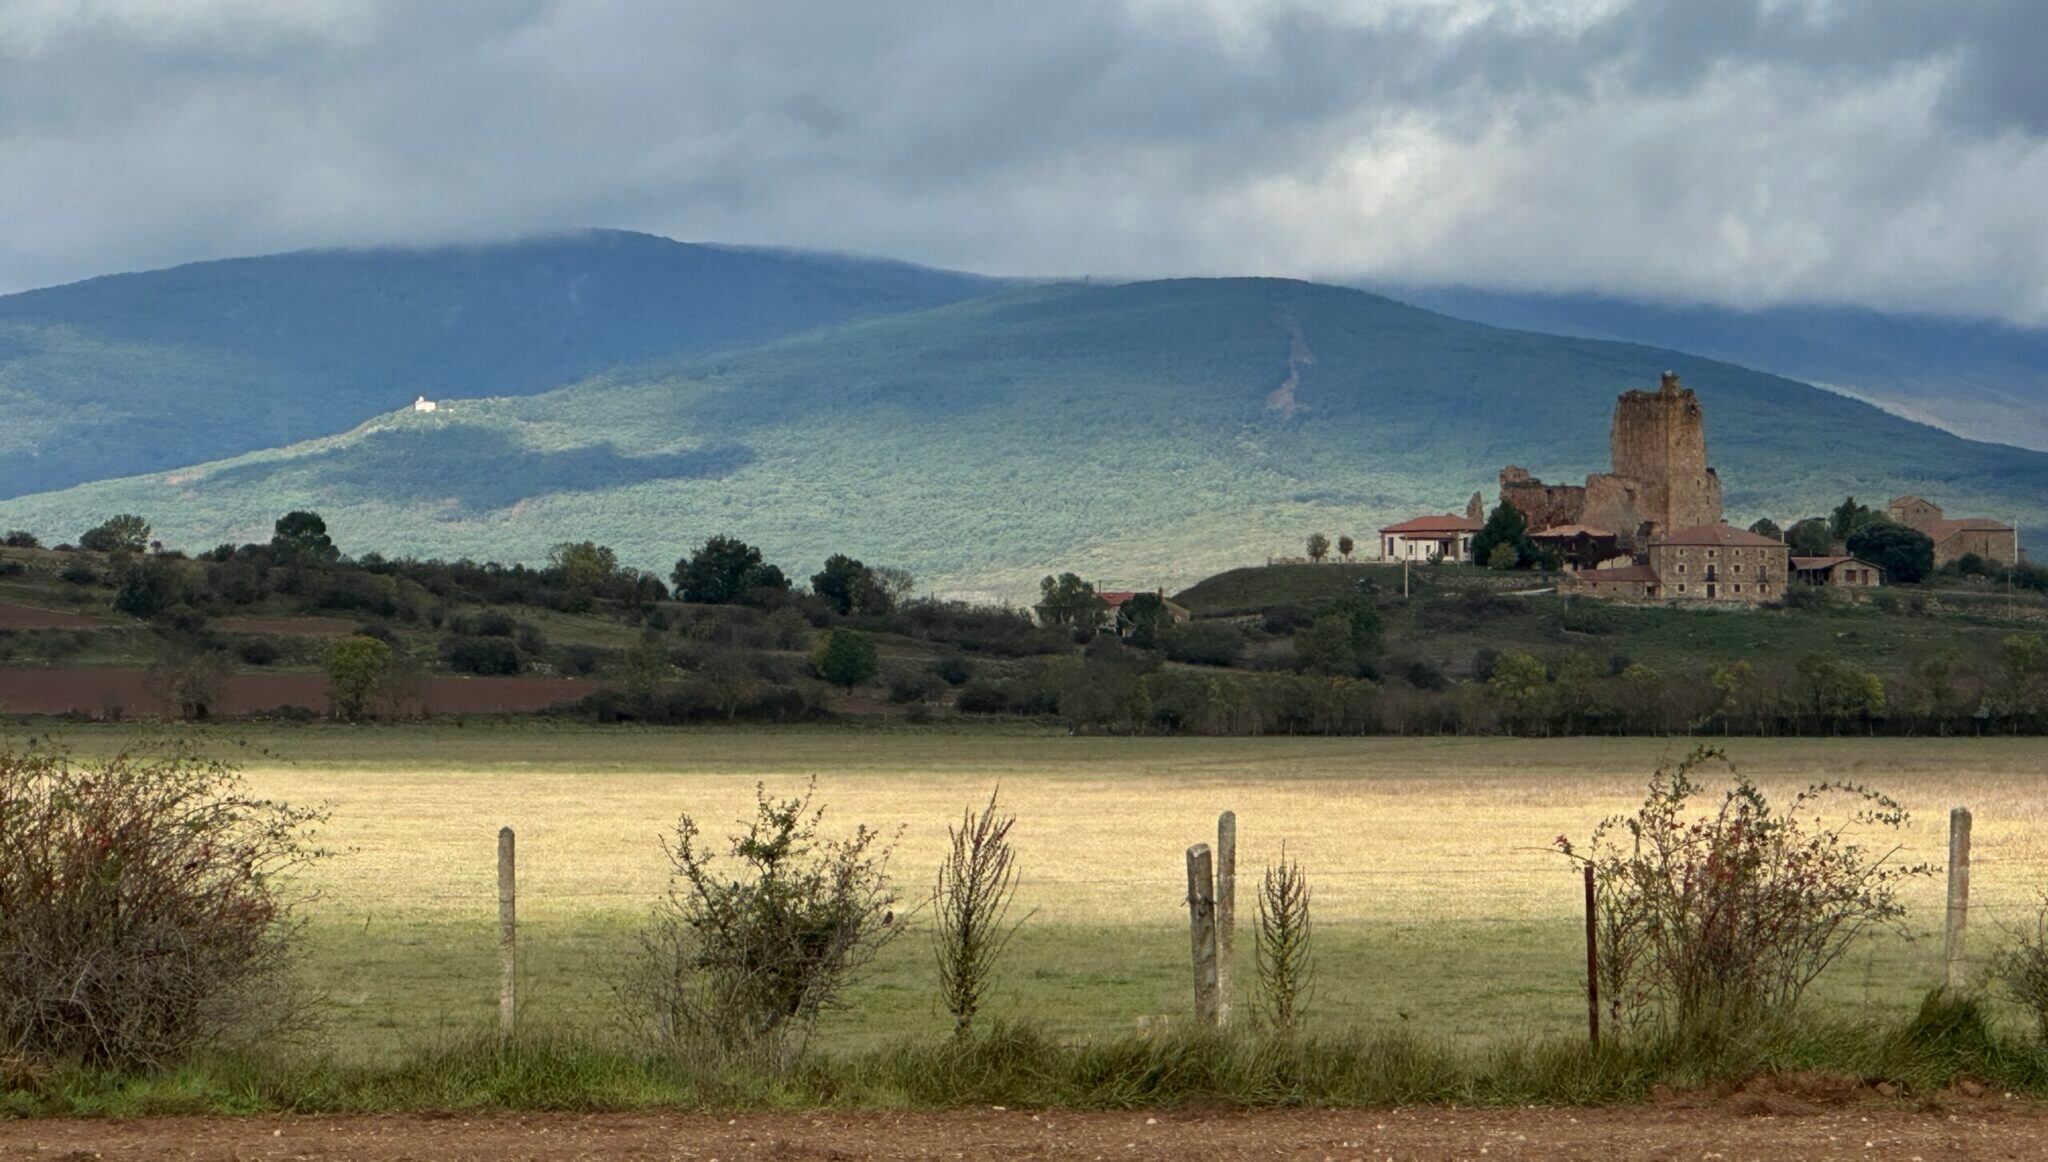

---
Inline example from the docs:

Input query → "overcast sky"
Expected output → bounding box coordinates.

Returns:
[3,0,2047,324]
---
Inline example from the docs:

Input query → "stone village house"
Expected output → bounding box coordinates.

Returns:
[1562,522,1790,604]
[1377,514,1482,563]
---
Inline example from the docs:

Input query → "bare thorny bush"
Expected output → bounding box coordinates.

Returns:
[1557,746,1931,1037]
[1254,848,1315,1031]
[931,790,1026,1036]
[0,740,326,1072]
[627,780,900,1066]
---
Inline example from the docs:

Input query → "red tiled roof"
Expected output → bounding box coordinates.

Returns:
[1653,523,1786,548]
[1379,514,1482,534]
[1577,564,1658,583]
[1532,524,1614,539]
[1929,517,2013,540]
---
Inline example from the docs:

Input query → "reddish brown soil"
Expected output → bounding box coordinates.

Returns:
[210,615,363,638]
[0,667,593,718]
[0,603,106,630]
[0,1104,2044,1160]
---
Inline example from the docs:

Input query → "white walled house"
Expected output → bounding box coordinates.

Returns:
[1378,514,1482,563]
[413,396,438,413]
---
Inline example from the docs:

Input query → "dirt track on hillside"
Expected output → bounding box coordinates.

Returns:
[4,1104,2046,1160]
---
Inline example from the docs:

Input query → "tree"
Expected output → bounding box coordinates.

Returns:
[1470,502,1536,570]
[1797,654,1884,732]
[1306,533,1331,563]
[111,556,180,618]
[271,511,339,564]
[1337,535,1355,562]
[1846,523,1935,584]
[79,514,150,554]
[811,554,873,615]
[1120,592,1172,648]
[814,628,879,689]
[1487,651,1550,734]
[1323,593,1383,657]
[1786,518,1834,557]
[1748,518,1782,540]
[323,635,392,721]
[548,541,619,592]
[672,535,789,605]
[1035,573,1104,627]
[1829,497,1883,542]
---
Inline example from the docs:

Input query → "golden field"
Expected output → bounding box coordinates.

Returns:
[40,724,2048,1059]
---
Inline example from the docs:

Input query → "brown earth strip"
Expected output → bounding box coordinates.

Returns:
[0,1105,2044,1161]
[0,603,106,630]
[0,668,593,718]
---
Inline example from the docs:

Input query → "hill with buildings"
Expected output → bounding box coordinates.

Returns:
[0,230,1000,498]
[1383,284,2048,452]
[2,276,2044,600]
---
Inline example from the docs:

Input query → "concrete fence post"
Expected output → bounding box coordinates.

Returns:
[1216,811,1237,1029]
[498,825,517,1042]
[1185,843,1219,1026]
[1945,806,1972,992]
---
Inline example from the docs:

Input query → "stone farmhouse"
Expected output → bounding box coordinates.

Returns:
[1563,522,1789,604]
[1885,496,2018,567]
[1792,555,1884,588]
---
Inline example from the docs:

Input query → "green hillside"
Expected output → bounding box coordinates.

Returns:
[4,277,2045,600]
[0,230,999,497]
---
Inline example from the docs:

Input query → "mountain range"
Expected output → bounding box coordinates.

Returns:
[0,231,2043,599]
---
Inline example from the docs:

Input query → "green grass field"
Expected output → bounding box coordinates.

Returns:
[33,723,2048,1066]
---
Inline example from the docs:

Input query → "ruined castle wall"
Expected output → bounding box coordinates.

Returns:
[1499,467,1585,530]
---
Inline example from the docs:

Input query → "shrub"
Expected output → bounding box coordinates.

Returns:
[58,562,97,586]
[931,655,975,686]
[626,782,899,1062]
[2,530,40,549]
[1255,849,1315,1031]
[1557,747,1930,1036]
[237,639,283,666]
[814,628,879,689]
[0,743,324,1068]
[447,635,522,676]
[932,792,1024,1036]
[1159,621,1245,668]
[1990,896,2048,1044]
[956,682,1013,715]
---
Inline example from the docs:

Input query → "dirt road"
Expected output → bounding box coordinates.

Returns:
[2,1105,2045,1161]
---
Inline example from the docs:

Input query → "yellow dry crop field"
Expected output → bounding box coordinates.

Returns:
[43,725,2048,1059]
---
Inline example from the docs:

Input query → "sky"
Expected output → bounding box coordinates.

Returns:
[3,0,2047,324]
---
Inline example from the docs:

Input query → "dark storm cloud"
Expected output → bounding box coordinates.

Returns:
[0,0,2044,322]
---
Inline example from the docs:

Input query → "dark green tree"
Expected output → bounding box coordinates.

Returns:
[672,535,789,605]
[1035,573,1104,627]
[811,554,873,615]
[79,514,150,554]
[814,628,879,689]
[1470,502,1535,570]
[1829,497,1883,542]
[1748,517,1782,540]
[1846,523,1935,584]
[271,511,339,564]
[1786,518,1835,557]
[1120,592,1173,648]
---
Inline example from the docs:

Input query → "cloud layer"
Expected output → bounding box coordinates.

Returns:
[3,0,2046,322]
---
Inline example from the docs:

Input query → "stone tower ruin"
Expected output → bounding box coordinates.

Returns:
[1498,371,1723,551]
